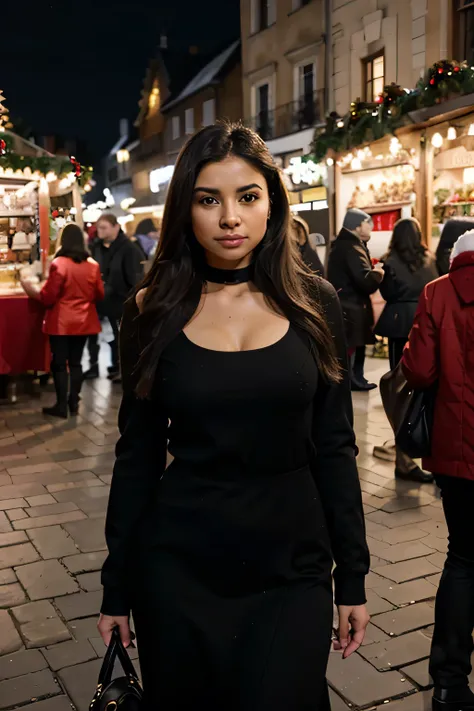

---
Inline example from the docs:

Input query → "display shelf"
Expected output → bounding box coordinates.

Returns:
[355,201,412,214]
[0,210,34,218]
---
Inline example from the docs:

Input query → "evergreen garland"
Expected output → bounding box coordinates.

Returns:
[312,60,474,163]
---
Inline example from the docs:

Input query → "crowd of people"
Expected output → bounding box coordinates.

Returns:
[16,121,474,710]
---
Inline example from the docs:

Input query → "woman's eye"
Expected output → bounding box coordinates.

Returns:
[240,193,258,203]
[200,196,218,206]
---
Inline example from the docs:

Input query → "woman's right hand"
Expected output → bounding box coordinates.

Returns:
[98,613,131,648]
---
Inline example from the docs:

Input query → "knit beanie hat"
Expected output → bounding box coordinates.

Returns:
[450,229,474,264]
[343,208,373,232]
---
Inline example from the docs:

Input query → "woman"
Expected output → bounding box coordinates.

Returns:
[98,122,370,710]
[435,217,474,276]
[21,224,104,418]
[402,231,474,711]
[134,217,160,259]
[292,214,324,276]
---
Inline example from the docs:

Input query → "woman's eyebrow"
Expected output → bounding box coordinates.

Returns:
[193,183,263,195]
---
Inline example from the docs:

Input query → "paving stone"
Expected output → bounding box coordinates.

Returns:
[43,639,97,670]
[22,617,72,648]
[0,483,47,500]
[374,690,433,711]
[55,591,102,620]
[0,649,47,681]
[373,558,441,583]
[421,535,448,553]
[363,622,391,645]
[68,616,100,640]
[359,630,432,670]
[0,530,28,546]
[18,696,74,711]
[366,589,395,615]
[402,660,433,689]
[0,542,40,570]
[6,461,67,477]
[0,582,27,608]
[27,526,78,559]
[47,477,101,493]
[15,560,79,600]
[25,494,57,506]
[427,552,446,570]
[59,658,102,711]
[0,511,12,532]
[11,601,57,627]
[0,497,27,510]
[380,541,436,564]
[27,502,79,518]
[376,579,438,606]
[62,551,107,574]
[0,568,16,585]
[53,486,110,504]
[7,508,29,521]
[61,456,109,472]
[0,609,22,655]
[63,518,106,553]
[327,649,414,706]
[418,519,449,537]
[0,669,60,709]
[13,509,87,530]
[76,571,102,592]
[372,603,434,636]
[367,509,432,529]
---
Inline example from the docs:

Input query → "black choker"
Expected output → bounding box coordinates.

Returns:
[203,264,254,285]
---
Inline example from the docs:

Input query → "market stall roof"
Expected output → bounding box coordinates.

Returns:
[396,92,474,135]
[4,130,54,158]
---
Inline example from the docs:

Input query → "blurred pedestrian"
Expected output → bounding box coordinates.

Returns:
[134,218,160,259]
[402,230,474,711]
[435,217,474,276]
[20,224,104,418]
[375,218,438,483]
[327,208,385,391]
[292,215,324,276]
[84,214,143,383]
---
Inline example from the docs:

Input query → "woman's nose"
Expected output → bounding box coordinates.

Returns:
[220,209,241,230]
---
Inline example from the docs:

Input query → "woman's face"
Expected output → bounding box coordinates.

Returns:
[191,156,270,268]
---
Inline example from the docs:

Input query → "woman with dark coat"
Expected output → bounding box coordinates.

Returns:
[435,217,474,276]
[375,218,438,483]
[20,224,104,418]
[327,208,385,391]
[98,122,370,710]
[292,215,324,276]
[402,231,474,711]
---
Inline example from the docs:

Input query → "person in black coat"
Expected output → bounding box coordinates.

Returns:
[292,215,324,276]
[327,208,385,391]
[375,217,438,483]
[84,214,144,382]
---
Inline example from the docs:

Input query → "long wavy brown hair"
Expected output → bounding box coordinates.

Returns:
[133,121,340,398]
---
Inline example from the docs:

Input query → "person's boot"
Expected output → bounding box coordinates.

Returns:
[107,340,120,379]
[395,447,434,483]
[433,686,474,711]
[351,377,377,392]
[83,363,99,380]
[351,348,377,391]
[43,368,68,419]
[68,365,83,416]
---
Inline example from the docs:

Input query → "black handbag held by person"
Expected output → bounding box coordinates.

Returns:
[89,627,143,710]
[380,361,437,459]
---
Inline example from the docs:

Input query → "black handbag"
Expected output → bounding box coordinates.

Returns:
[90,628,143,710]
[380,361,437,459]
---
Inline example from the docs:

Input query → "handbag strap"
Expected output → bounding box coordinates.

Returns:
[98,627,140,687]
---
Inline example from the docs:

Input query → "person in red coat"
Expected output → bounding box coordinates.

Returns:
[21,224,104,419]
[402,231,474,711]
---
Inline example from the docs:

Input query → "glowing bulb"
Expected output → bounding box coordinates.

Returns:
[431,132,443,148]
[326,157,334,166]
[84,184,92,192]
[448,127,457,140]
[46,172,57,183]
[337,120,344,129]
[351,157,362,171]
[469,124,474,136]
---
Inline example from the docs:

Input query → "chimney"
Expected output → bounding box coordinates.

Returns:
[160,34,168,50]
[119,118,128,138]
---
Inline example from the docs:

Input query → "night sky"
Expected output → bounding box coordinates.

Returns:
[2,1,240,164]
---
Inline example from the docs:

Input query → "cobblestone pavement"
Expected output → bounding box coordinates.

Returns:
[0,357,456,711]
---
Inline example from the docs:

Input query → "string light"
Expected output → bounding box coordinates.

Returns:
[326,157,334,167]
[468,124,474,136]
[447,127,457,140]
[431,133,443,148]
[351,157,362,171]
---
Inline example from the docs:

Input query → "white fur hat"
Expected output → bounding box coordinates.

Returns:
[451,229,474,263]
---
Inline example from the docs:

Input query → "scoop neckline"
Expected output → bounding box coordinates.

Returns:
[180,323,291,354]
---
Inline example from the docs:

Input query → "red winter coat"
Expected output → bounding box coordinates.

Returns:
[39,256,104,336]
[402,251,474,480]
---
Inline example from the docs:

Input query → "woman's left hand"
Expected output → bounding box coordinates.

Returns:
[334,604,370,659]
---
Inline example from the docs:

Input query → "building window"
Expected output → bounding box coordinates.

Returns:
[363,52,385,102]
[108,166,118,184]
[202,99,216,126]
[172,116,180,140]
[455,0,474,64]
[294,61,317,129]
[185,108,195,135]
[251,0,276,33]
[253,81,273,140]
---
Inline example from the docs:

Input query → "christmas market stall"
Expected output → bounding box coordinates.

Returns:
[313,60,474,254]
[0,93,92,386]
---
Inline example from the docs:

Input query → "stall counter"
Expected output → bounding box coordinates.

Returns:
[0,294,49,374]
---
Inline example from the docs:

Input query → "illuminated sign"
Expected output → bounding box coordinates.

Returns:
[149,165,174,193]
